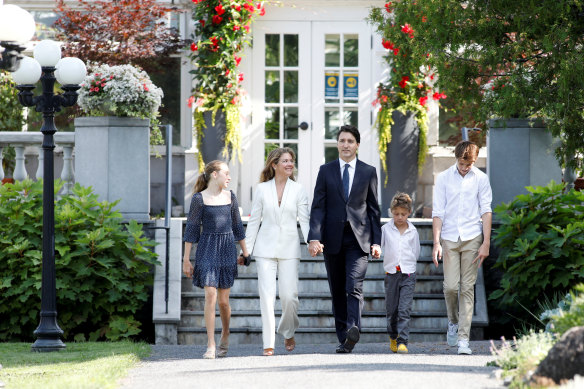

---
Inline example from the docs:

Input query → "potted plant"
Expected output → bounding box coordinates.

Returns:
[368,3,447,211]
[187,0,267,167]
[74,64,164,221]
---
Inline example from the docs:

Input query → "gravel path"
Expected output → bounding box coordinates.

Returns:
[119,341,503,389]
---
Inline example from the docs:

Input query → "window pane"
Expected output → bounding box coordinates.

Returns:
[344,34,359,67]
[283,143,298,163]
[284,34,298,66]
[325,108,341,139]
[149,57,181,145]
[265,143,280,161]
[324,146,338,163]
[265,71,280,103]
[284,107,298,139]
[325,34,340,66]
[343,108,358,128]
[265,34,279,66]
[283,71,298,103]
[264,107,280,139]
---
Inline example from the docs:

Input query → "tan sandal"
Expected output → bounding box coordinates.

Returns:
[203,347,216,359]
[263,348,274,356]
[285,337,296,352]
[217,340,229,358]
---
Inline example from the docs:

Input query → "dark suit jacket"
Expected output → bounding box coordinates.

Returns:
[308,159,381,255]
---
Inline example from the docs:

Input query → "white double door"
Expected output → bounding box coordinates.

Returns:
[248,20,377,208]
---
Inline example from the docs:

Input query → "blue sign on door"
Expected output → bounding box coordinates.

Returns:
[344,74,358,99]
[325,73,339,98]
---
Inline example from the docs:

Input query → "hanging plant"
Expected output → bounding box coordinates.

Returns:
[187,0,267,167]
[368,2,447,177]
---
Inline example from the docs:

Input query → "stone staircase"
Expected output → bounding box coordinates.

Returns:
[177,219,488,345]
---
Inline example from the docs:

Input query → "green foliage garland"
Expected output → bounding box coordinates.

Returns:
[368,3,447,178]
[0,180,159,341]
[490,181,584,317]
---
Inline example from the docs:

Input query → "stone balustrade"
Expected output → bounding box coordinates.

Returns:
[0,132,75,194]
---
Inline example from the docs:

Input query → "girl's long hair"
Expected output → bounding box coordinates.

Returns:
[193,160,226,193]
[259,147,296,183]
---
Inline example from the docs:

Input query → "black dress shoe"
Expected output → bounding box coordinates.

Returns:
[343,326,360,352]
[335,343,351,353]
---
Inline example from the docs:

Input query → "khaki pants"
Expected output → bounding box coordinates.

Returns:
[441,234,483,341]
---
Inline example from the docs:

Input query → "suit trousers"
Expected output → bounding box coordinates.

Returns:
[323,224,369,344]
[384,271,416,345]
[441,234,483,341]
[256,256,300,349]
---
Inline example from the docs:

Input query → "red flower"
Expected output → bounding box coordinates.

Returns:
[190,42,198,51]
[393,47,400,55]
[381,95,388,103]
[398,76,409,89]
[243,25,250,33]
[432,92,447,100]
[234,55,242,66]
[259,6,265,16]
[382,39,394,50]
[233,4,241,11]
[143,83,149,92]
[422,16,427,22]
[215,4,225,15]
[238,73,244,82]
[419,96,428,106]
[429,73,435,80]
[199,19,205,27]
[384,2,392,12]
[243,3,255,12]
[191,0,203,3]
[401,23,414,38]
[233,25,240,31]
[226,69,230,76]
[212,15,223,24]
[187,96,195,108]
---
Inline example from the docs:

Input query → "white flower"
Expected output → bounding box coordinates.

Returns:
[77,64,163,122]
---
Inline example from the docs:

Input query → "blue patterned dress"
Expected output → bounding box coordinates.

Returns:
[184,191,245,289]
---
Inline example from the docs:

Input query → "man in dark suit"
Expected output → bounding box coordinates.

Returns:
[308,125,382,353]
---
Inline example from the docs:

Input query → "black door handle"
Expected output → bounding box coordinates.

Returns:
[298,122,309,130]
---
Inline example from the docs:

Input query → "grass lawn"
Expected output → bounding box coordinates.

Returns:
[0,341,151,389]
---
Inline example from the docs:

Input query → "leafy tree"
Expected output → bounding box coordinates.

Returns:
[54,0,183,74]
[371,1,584,173]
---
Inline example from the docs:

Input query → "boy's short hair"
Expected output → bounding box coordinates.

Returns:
[337,125,360,144]
[454,141,479,161]
[390,192,412,212]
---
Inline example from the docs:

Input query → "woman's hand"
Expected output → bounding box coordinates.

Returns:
[237,255,245,265]
[183,259,194,278]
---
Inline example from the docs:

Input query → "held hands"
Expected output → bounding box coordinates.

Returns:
[370,245,381,259]
[432,242,442,268]
[308,241,324,257]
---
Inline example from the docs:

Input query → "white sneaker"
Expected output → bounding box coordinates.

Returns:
[457,340,472,355]
[447,322,458,347]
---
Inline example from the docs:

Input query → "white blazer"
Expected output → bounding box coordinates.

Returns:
[245,178,310,259]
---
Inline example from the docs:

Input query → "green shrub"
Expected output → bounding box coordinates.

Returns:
[490,181,584,322]
[0,180,159,341]
[541,283,584,335]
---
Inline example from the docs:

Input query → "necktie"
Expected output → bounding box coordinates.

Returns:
[343,163,350,200]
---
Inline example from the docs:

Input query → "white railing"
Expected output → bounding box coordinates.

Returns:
[0,132,75,194]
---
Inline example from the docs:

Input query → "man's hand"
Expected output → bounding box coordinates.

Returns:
[473,242,490,267]
[432,242,442,268]
[371,245,381,259]
[309,241,324,257]
[183,259,194,278]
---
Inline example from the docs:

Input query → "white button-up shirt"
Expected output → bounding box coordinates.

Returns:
[381,219,420,274]
[432,164,492,242]
[339,157,356,197]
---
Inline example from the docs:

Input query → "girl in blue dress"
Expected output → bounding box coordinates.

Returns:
[182,160,250,359]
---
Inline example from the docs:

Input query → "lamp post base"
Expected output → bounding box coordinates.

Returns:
[31,338,66,352]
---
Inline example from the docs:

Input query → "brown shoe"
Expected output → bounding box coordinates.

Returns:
[285,337,296,352]
[263,348,274,356]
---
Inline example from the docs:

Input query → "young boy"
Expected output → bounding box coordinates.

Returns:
[381,193,420,354]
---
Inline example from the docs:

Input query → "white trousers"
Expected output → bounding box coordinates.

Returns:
[256,257,300,349]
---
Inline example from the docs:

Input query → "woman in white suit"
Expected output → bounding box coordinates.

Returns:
[242,147,309,356]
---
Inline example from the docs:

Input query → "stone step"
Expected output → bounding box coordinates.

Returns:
[182,292,446,312]
[181,274,444,294]
[179,310,448,329]
[177,326,447,345]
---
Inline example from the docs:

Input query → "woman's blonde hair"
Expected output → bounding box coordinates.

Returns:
[390,192,413,213]
[193,160,226,193]
[259,147,296,183]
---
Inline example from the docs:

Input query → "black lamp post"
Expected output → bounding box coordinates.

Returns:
[11,40,87,352]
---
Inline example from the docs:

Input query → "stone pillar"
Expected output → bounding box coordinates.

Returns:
[74,116,150,221]
[152,218,183,345]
